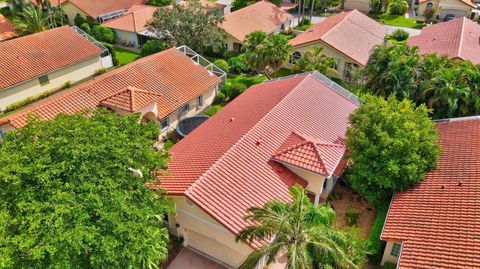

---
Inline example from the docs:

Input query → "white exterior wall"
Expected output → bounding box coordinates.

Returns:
[381,241,402,266]
[113,29,139,47]
[0,56,102,112]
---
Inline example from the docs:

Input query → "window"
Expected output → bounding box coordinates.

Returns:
[197,95,204,107]
[0,130,5,139]
[281,23,285,30]
[390,243,402,257]
[38,75,49,86]
[180,104,190,115]
[289,51,302,64]
[159,117,169,131]
[426,2,433,8]
[233,43,242,53]
[223,43,228,50]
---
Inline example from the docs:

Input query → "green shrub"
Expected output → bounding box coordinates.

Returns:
[228,54,249,73]
[214,92,226,104]
[4,82,72,113]
[204,104,224,116]
[74,14,99,28]
[389,0,409,15]
[163,140,175,150]
[80,23,91,34]
[224,50,240,59]
[423,8,434,20]
[93,68,107,76]
[140,39,165,56]
[148,0,173,6]
[367,203,389,263]
[416,18,426,23]
[224,82,247,100]
[295,24,312,31]
[213,59,230,73]
[299,17,311,26]
[100,42,119,66]
[345,207,360,226]
[390,29,409,41]
[384,262,397,269]
[91,26,115,44]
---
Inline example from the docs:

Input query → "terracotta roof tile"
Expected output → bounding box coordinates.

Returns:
[382,117,480,269]
[153,73,358,241]
[408,17,480,64]
[101,4,158,33]
[0,48,220,128]
[0,26,102,90]
[64,0,148,18]
[219,0,293,42]
[100,86,162,112]
[289,10,387,66]
[0,14,16,41]
[272,132,346,176]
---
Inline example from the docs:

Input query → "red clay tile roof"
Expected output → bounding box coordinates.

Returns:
[101,4,158,33]
[153,72,358,241]
[0,48,220,128]
[289,10,387,66]
[408,17,480,64]
[64,0,148,18]
[272,132,346,176]
[419,0,474,7]
[100,86,162,112]
[381,117,480,269]
[0,14,16,41]
[0,26,102,90]
[219,0,293,42]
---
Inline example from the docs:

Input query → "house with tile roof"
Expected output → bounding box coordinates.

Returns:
[408,17,480,64]
[0,46,225,140]
[416,0,476,20]
[286,10,387,79]
[0,14,16,41]
[219,0,293,52]
[0,26,113,113]
[380,116,480,268]
[151,71,359,268]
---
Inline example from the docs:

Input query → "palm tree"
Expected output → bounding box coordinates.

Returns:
[295,47,338,77]
[236,185,366,269]
[13,5,52,34]
[243,32,291,79]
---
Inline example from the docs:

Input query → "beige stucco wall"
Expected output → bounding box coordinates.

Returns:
[62,2,89,25]
[169,196,253,268]
[344,0,371,12]
[0,56,102,112]
[381,241,402,266]
[418,0,471,18]
[113,29,139,47]
[283,163,326,194]
[285,40,358,79]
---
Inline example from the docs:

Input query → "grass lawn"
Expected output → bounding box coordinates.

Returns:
[204,104,224,116]
[227,69,299,87]
[369,14,425,29]
[113,46,141,66]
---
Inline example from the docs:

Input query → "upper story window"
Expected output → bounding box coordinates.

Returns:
[426,2,433,8]
[38,75,50,86]
[159,117,169,131]
[180,103,190,115]
[197,95,204,107]
[290,51,302,64]
[390,243,402,257]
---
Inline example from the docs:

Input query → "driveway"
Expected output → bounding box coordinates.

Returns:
[167,248,229,269]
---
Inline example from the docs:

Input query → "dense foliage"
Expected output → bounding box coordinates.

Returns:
[148,0,225,53]
[223,82,247,100]
[294,47,338,76]
[91,25,115,43]
[213,59,230,73]
[388,0,409,15]
[346,95,440,203]
[236,185,367,269]
[0,110,174,268]
[390,29,409,41]
[367,203,390,263]
[364,43,480,118]
[13,6,51,34]
[147,0,173,6]
[243,31,291,79]
[140,39,165,56]
[227,54,250,73]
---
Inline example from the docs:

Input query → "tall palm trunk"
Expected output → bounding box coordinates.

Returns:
[309,0,315,22]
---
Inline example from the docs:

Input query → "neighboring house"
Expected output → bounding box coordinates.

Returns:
[0,46,224,139]
[416,0,476,20]
[0,14,16,41]
[54,0,148,24]
[408,17,480,64]
[0,26,113,113]
[287,10,387,79]
[343,0,371,13]
[381,116,480,268]
[102,4,158,48]
[219,0,293,52]
[152,72,359,268]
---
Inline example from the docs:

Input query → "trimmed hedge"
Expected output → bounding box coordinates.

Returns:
[4,82,71,113]
[368,202,390,263]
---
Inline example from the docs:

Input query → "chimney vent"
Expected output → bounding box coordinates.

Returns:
[458,181,463,186]
[256,138,262,146]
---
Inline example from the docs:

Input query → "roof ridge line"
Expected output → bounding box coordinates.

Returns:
[320,10,353,39]
[344,14,386,40]
[457,17,466,60]
[272,140,310,157]
[309,141,329,175]
[185,75,310,196]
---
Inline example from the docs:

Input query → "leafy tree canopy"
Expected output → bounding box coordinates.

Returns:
[236,185,368,269]
[0,110,174,268]
[140,39,165,57]
[147,0,225,53]
[294,47,338,77]
[346,95,440,203]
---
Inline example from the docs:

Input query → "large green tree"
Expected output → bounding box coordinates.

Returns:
[13,5,52,34]
[243,31,292,79]
[345,95,440,203]
[0,110,174,268]
[295,47,338,77]
[147,0,225,53]
[236,185,367,269]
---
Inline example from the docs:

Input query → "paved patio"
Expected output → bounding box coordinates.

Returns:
[167,248,229,269]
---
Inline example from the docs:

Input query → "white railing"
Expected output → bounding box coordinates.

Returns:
[176,45,227,84]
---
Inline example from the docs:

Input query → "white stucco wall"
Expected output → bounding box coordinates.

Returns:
[113,29,139,47]
[381,241,402,266]
[0,56,102,112]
